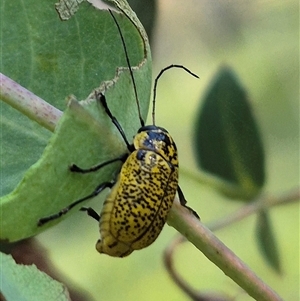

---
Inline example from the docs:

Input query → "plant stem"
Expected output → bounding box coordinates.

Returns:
[0,73,62,132]
[164,234,229,301]
[167,199,284,301]
[207,187,300,231]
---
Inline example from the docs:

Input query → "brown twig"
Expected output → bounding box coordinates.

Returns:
[164,234,231,301]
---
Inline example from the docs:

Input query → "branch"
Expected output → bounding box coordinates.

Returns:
[167,199,284,301]
[164,234,231,301]
[207,187,300,231]
[165,187,299,300]
[0,73,62,132]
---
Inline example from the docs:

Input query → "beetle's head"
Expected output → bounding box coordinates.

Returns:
[133,125,178,166]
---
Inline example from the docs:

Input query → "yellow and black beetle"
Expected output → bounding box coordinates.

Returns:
[38,10,199,257]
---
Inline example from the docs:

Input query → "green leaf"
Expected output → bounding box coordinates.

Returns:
[0,0,152,242]
[0,253,69,301]
[193,66,265,200]
[0,0,151,196]
[256,211,281,273]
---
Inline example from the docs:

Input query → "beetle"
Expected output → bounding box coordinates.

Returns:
[38,9,199,257]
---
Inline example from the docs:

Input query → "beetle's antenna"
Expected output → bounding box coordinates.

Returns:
[152,65,199,125]
[108,9,145,127]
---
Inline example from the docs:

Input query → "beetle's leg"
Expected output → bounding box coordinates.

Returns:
[177,186,200,219]
[38,182,114,226]
[80,207,100,221]
[95,92,134,152]
[70,154,128,173]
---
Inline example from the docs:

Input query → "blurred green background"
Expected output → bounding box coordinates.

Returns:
[37,0,299,300]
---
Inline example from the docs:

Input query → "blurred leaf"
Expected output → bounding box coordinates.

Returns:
[256,211,281,273]
[0,0,152,242]
[193,66,265,200]
[0,253,69,301]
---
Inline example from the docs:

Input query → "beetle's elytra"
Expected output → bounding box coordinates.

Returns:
[38,9,199,257]
[97,125,180,256]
